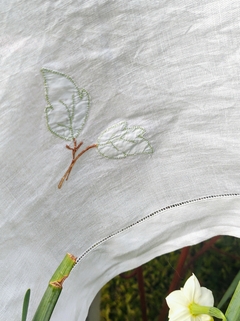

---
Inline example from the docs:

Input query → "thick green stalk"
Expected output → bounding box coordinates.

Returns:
[32,253,77,321]
[225,281,240,321]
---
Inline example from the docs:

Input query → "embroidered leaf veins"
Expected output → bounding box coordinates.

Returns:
[41,68,90,141]
[97,121,153,159]
[41,69,154,189]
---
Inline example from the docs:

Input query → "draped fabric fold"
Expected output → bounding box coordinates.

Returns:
[1,1,240,320]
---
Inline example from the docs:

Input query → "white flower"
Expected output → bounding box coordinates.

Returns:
[165,274,214,321]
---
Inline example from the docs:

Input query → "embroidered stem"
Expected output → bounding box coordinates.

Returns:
[58,140,97,189]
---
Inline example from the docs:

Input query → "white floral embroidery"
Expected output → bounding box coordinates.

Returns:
[97,121,153,159]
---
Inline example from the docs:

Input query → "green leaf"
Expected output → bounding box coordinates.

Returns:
[21,289,30,321]
[97,121,153,159]
[41,69,90,141]
[218,270,240,309]
[225,281,240,321]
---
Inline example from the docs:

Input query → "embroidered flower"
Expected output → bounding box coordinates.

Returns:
[166,274,214,321]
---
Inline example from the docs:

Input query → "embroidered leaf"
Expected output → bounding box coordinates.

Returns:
[97,121,153,159]
[41,68,90,141]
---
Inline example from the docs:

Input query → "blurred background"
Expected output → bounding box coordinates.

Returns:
[100,236,240,321]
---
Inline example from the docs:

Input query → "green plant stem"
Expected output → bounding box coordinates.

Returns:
[32,253,76,321]
[189,303,226,321]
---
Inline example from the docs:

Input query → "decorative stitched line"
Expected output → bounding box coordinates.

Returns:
[41,68,154,188]
[75,193,240,265]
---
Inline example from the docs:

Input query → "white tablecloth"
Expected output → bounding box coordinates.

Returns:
[1,1,240,320]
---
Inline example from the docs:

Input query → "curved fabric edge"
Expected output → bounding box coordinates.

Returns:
[51,194,240,321]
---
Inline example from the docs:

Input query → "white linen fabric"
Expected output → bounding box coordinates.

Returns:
[1,1,240,320]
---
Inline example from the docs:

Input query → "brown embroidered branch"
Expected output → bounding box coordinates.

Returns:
[58,139,97,189]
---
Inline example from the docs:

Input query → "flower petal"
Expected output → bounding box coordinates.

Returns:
[182,274,202,303]
[195,315,213,321]
[166,289,190,308]
[198,287,214,306]
[168,307,193,321]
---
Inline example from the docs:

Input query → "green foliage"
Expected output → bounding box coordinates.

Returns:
[21,289,30,321]
[100,236,240,321]
[218,271,240,309]
[191,237,240,309]
[225,281,240,321]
